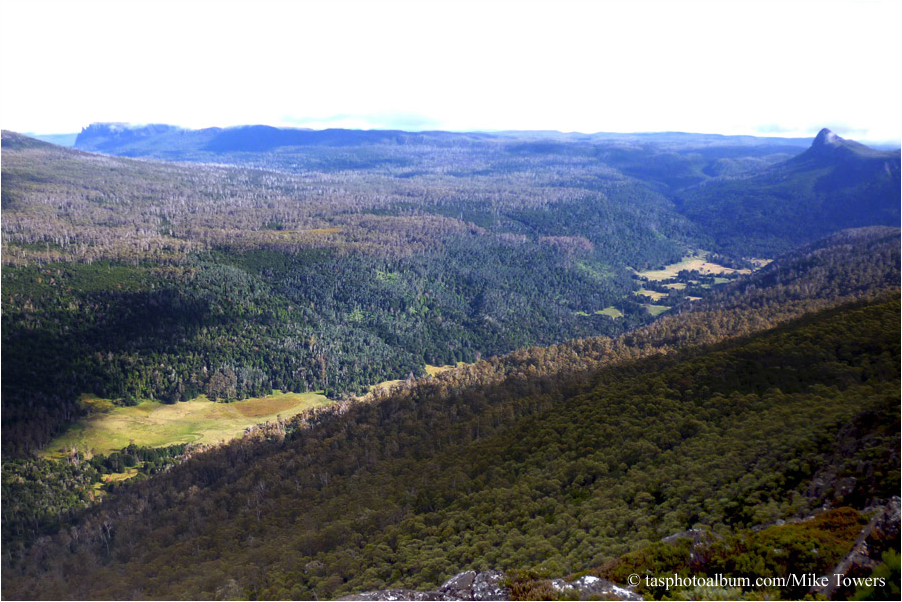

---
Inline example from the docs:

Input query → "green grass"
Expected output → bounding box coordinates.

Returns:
[576,307,624,318]
[642,303,670,316]
[42,390,332,457]
[425,363,468,375]
[635,288,668,301]
[46,365,473,458]
[634,254,746,281]
[596,306,623,318]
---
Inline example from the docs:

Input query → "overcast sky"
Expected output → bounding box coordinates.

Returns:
[1,0,900,143]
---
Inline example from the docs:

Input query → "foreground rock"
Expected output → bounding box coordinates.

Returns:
[811,496,901,599]
[546,575,644,601]
[339,569,642,601]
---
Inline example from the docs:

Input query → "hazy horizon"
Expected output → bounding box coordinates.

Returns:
[18,123,901,151]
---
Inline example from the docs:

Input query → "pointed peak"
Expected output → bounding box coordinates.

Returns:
[789,128,894,164]
[813,128,841,147]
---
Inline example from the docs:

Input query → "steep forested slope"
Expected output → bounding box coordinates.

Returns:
[2,228,898,600]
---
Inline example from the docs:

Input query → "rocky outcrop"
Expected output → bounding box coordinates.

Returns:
[339,570,507,601]
[810,496,901,599]
[545,575,643,601]
[339,570,642,601]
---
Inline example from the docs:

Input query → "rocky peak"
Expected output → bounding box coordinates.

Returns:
[790,127,893,164]
[74,123,183,152]
[813,128,842,147]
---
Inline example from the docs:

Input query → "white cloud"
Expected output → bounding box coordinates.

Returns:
[1,0,900,143]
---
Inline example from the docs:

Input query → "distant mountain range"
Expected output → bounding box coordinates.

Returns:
[71,123,901,257]
[73,122,816,157]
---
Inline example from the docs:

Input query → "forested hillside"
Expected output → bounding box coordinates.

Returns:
[2,274,897,600]
[70,123,900,258]
[2,222,899,600]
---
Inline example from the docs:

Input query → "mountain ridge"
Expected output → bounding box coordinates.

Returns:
[675,129,900,255]
[72,122,815,155]
[792,127,898,163]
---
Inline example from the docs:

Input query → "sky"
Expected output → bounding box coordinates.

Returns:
[1,0,900,143]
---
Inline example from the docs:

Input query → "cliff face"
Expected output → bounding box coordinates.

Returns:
[74,122,187,153]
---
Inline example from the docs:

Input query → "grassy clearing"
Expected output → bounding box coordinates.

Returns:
[576,307,625,318]
[575,261,613,284]
[425,363,467,376]
[642,303,670,316]
[42,390,332,457]
[595,306,623,318]
[663,282,686,290]
[79,393,115,413]
[634,288,668,301]
[367,379,404,394]
[635,254,749,281]
[369,364,470,394]
[103,468,139,483]
[365,364,469,397]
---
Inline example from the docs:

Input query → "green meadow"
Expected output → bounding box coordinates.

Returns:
[635,253,747,281]
[642,303,671,316]
[595,306,623,318]
[634,288,668,301]
[43,390,332,458]
[47,366,474,458]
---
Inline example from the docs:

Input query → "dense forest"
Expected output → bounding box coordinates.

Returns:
[2,220,899,599]
[1,126,899,600]
[2,261,898,599]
